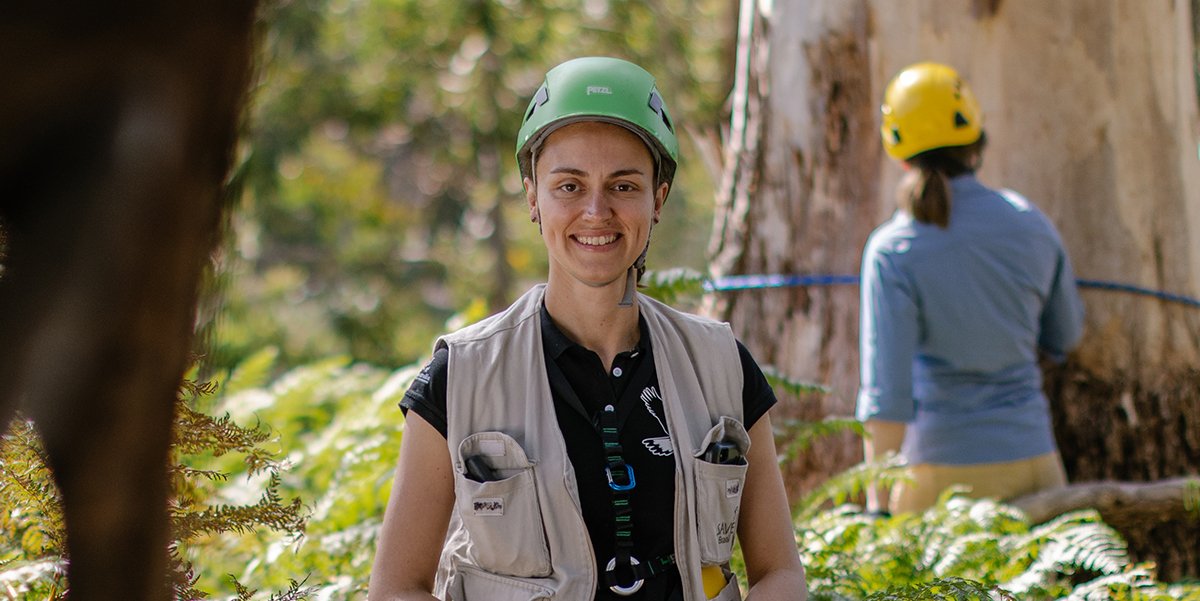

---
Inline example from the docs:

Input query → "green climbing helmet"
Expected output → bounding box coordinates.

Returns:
[515,56,680,187]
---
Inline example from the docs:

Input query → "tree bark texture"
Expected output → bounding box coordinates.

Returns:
[705,0,883,494]
[707,0,1200,578]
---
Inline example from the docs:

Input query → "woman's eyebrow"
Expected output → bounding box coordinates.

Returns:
[546,167,647,177]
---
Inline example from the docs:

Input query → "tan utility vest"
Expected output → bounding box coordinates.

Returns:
[432,285,749,601]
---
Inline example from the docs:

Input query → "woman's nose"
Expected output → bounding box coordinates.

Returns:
[583,188,613,218]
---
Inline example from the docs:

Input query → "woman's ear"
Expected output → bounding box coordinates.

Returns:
[652,182,668,223]
[525,177,538,222]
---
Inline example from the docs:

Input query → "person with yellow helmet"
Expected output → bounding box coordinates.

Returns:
[857,62,1086,514]
[369,57,807,601]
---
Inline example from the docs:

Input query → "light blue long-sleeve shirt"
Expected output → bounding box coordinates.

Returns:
[856,174,1084,465]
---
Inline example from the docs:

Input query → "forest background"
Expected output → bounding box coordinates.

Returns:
[2,0,1199,599]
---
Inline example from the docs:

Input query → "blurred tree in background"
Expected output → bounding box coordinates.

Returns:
[200,0,739,374]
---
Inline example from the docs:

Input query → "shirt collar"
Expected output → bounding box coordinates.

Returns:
[949,172,982,193]
[540,303,575,361]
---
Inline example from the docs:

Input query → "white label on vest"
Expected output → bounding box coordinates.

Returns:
[472,497,504,516]
[479,440,506,456]
[725,479,741,498]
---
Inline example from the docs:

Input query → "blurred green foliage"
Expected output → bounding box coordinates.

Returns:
[200,0,737,374]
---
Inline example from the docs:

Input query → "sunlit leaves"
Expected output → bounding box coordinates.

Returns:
[205,0,736,375]
[796,489,1200,600]
[0,417,65,596]
[185,353,418,597]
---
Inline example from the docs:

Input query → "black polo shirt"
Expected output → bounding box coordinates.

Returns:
[401,304,777,600]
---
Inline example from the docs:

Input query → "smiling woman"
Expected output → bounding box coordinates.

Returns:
[368,57,808,601]
[528,121,665,308]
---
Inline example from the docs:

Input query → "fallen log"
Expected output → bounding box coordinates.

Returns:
[1010,477,1200,525]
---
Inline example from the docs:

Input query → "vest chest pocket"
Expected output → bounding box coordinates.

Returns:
[692,417,752,564]
[455,432,552,578]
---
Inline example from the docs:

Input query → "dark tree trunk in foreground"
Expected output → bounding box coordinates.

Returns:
[707,0,1200,578]
[0,3,259,598]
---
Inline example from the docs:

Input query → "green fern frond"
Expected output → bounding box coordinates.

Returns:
[864,576,1017,600]
[777,416,864,461]
[268,577,318,601]
[224,346,281,395]
[932,530,1005,576]
[639,267,707,304]
[0,417,64,556]
[1061,565,1158,601]
[991,510,1126,596]
[173,403,279,475]
[809,590,863,601]
[794,456,908,521]
[173,484,306,541]
[229,574,316,601]
[1014,510,1128,574]
[761,364,832,396]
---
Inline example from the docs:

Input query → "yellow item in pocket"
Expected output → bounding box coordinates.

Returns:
[701,565,726,598]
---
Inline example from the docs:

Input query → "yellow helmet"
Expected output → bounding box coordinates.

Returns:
[880,62,982,160]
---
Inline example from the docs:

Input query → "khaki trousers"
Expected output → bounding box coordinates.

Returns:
[892,451,1067,514]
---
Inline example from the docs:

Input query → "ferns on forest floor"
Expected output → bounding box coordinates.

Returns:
[4,351,1200,600]
[796,490,1200,600]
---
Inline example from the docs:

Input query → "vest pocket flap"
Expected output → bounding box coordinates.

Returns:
[458,431,535,477]
[693,416,751,459]
[448,565,554,601]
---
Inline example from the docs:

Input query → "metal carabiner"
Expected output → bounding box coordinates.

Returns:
[605,464,636,491]
[605,555,644,596]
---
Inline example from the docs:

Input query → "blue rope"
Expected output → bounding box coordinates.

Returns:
[1074,279,1200,309]
[703,274,1200,309]
[702,274,861,291]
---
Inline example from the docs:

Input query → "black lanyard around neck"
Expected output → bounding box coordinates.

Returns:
[542,341,676,595]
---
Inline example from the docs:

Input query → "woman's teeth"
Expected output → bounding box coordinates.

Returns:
[577,234,617,246]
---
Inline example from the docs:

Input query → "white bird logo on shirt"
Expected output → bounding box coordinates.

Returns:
[640,386,673,456]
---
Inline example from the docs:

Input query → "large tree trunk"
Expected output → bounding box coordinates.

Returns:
[705,0,881,494]
[0,4,258,598]
[707,0,1200,578]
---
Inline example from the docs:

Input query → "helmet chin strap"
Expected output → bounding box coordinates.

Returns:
[618,265,638,307]
[618,230,652,307]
